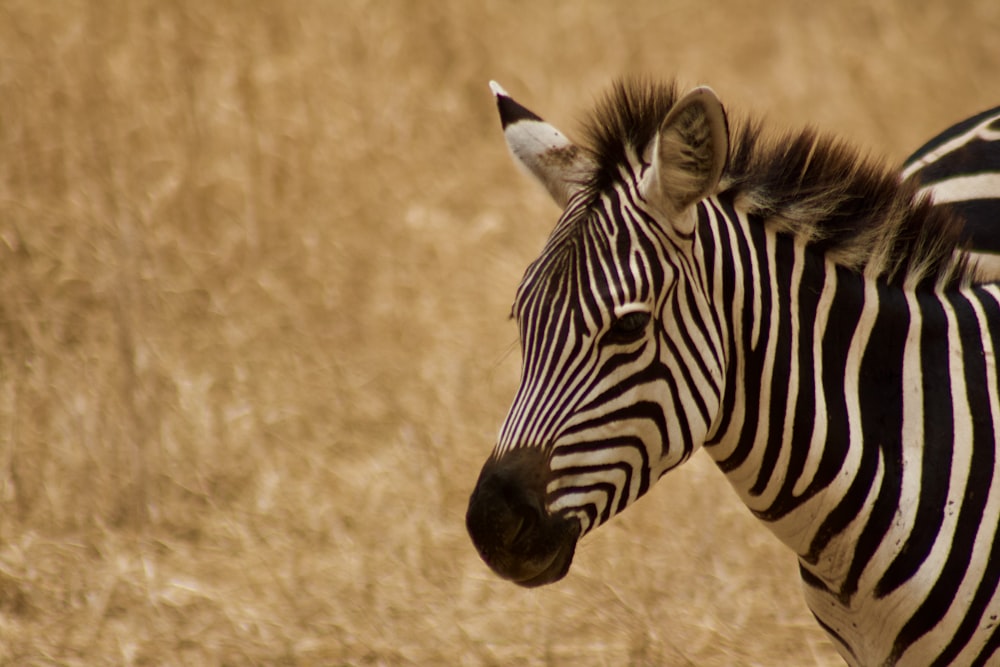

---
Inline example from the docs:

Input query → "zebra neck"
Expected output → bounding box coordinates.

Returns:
[696,198,1000,630]
[699,202,903,562]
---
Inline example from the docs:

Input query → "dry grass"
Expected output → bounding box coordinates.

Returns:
[0,1,997,665]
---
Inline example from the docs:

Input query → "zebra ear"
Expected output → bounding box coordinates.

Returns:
[641,86,729,229]
[490,81,593,208]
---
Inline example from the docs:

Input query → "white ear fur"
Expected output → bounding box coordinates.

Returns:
[640,86,728,234]
[491,81,593,208]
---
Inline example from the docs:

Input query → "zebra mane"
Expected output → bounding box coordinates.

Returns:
[580,79,973,289]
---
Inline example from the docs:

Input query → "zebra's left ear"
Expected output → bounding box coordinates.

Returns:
[641,86,729,232]
[491,81,594,208]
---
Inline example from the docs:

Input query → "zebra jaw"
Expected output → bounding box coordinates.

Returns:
[466,448,582,587]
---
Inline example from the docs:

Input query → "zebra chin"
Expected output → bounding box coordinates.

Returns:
[466,448,582,587]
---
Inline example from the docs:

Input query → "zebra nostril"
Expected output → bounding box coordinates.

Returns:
[509,502,540,548]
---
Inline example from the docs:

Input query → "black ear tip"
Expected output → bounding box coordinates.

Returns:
[489,81,543,129]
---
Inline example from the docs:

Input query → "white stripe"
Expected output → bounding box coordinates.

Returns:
[917,173,1000,204]
[792,255,835,497]
[897,295,976,661]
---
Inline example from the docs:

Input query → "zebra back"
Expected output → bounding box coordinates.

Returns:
[901,106,1000,278]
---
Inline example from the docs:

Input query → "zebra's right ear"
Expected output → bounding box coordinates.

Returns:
[640,86,728,228]
[490,81,593,208]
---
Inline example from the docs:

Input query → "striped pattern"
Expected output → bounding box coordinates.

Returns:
[477,80,1000,665]
[496,181,695,530]
[702,197,1000,665]
[902,104,1000,208]
[902,106,1000,280]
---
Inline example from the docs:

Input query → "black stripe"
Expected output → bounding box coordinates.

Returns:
[972,621,1000,667]
[758,245,825,520]
[650,356,698,465]
[674,272,720,394]
[907,137,1000,186]
[604,188,639,301]
[704,198,740,448]
[662,290,712,425]
[951,200,1000,253]
[795,565,859,664]
[578,230,608,335]
[805,266,866,563]
[716,202,770,471]
[802,266,863,502]
[812,614,855,663]
[517,277,573,431]
[553,438,651,504]
[883,291,956,660]
[877,291,954,599]
[574,502,599,533]
[806,418,880,572]
[840,282,908,601]
[751,230,796,496]
[695,202,726,353]
[563,400,671,459]
[550,462,634,520]
[931,290,998,665]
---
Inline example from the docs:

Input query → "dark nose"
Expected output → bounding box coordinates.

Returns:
[467,457,546,552]
[466,448,580,587]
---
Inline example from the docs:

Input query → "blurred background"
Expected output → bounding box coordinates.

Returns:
[0,1,996,664]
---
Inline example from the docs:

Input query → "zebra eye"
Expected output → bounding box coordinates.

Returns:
[606,311,651,344]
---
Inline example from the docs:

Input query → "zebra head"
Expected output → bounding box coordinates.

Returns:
[467,82,729,586]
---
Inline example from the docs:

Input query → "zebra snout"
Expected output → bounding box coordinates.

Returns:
[466,449,581,587]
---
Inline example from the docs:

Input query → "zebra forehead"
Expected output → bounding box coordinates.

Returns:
[514,245,649,332]
[515,241,587,314]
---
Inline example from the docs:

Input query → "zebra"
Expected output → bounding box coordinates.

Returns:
[465,79,1000,666]
[900,105,1000,278]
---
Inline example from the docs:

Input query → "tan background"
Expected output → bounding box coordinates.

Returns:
[0,1,997,664]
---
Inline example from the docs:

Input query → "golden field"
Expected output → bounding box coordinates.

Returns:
[0,1,997,664]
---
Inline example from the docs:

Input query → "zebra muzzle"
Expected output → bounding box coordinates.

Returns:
[466,448,581,587]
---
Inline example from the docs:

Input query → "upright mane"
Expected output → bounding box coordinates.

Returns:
[579,79,973,289]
